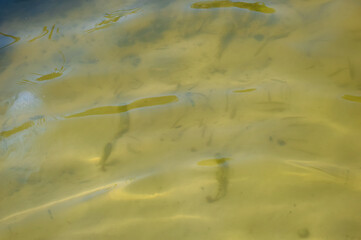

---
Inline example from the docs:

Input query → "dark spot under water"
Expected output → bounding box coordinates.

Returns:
[254,34,264,41]
[278,139,286,146]
[48,209,54,220]
[297,228,310,238]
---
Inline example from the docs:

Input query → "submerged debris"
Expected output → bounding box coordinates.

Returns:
[198,157,231,203]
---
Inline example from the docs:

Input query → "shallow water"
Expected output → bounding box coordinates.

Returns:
[1,0,361,239]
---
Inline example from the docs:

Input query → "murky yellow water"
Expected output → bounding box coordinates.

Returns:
[1,0,361,239]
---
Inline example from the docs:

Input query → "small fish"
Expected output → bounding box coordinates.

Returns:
[47,209,54,220]
[100,142,113,171]
[191,1,275,13]
[100,110,130,171]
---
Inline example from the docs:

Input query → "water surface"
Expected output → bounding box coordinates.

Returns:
[1,0,361,239]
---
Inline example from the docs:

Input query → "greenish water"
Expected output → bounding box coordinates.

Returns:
[1,0,361,239]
